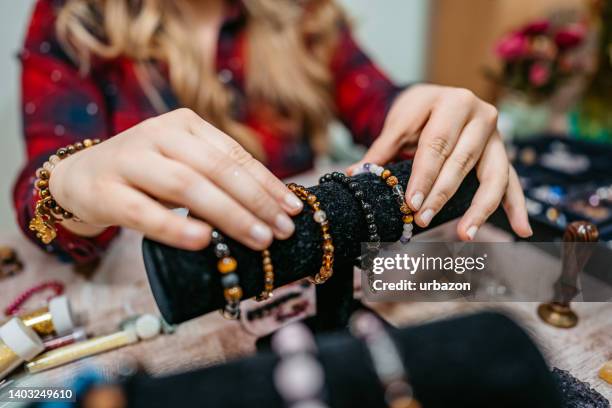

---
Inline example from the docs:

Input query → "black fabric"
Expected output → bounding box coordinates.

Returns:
[553,368,610,408]
[122,312,563,408]
[142,161,480,324]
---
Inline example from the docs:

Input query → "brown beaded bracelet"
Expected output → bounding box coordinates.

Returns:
[256,249,275,301]
[29,139,101,244]
[287,183,334,284]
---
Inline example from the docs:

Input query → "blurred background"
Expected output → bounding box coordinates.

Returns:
[0,0,609,239]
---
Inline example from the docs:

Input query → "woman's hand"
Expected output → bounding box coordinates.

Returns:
[348,84,532,241]
[49,108,304,250]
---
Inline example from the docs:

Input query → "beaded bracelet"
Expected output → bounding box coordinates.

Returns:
[350,311,421,408]
[272,323,330,408]
[287,183,334,284]
[29,139,101,244]
[211,230,242,319]
[256,249,274,301]
[362,163,414,244]
[319,172,380,283]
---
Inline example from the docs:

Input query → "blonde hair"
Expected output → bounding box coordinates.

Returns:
[56,0,345,159]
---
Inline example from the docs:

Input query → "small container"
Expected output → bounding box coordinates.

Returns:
[0,318,44,380]
[19,296,75,337]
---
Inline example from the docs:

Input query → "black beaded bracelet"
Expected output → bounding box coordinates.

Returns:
[211,230,242,319]
[319,172,381,283]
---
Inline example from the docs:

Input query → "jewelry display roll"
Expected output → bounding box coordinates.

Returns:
[122,312,562,408]
[142,161,479,324]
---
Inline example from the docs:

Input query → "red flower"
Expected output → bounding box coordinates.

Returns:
[522,19,550,35]
[529,62,551,87]
[554,24,586,49]
[495,32,529,60]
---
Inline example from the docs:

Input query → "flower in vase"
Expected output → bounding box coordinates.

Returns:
[529,62,551,87]
[495,32,529,61]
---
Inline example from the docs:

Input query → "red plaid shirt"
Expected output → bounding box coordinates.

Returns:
[14,0,405,264]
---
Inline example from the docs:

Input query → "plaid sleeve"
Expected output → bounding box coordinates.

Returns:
[330,25,407,146]
[13,0,119,264]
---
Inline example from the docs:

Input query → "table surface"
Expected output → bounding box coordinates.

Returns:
[0,166,610,403]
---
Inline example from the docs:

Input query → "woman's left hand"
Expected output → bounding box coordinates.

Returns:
[348,84,532,241]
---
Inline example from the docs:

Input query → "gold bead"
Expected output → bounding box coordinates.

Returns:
[83,139,93,148]
[56,148,67,158]
[218,256,237,274]
[323,243,334,253]
[66,145,76,155]
[40,189,50,198]
[35,179,48,190]
[262,249,270,257]
[264,264,273,273]
[306,194,317,205]
[381,169,391,180]
[74,142,84,150]
[386,176,399,187]
[403,214,414,223]
[224,286,242,301]
[37,168,50,180]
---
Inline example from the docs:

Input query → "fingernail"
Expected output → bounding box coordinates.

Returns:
[275,214,295,236]
[285,194,303,211]
[420,209,434,226]
[466,225,479,240]
[410,191,424,211]
[183,224,206,242]
[250,223,273,245]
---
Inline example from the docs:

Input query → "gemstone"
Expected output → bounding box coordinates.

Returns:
[323,243,334,253]
[218,256,237,274]
[400,235,411,244]
[403,222,414,232]
[313,210,327,223]
[74,142,84,151]
[264,264,273,273]
[599,361,612,384]
[392,184,404,197]
[361,202,372,212]
[83,139,93,148]
[224,286,243,301]
[332,172,343,180]
[400,204,411,214]
[211,230,222,243]
[306,194,317,205]
[348,182,359,190]
[354,190,364,199]
[368,223,377,233]
[35,179,48,190]
[381,169,391,180]
[386,176,398,187]
[363,163,371,171]
[403,214,414,224]
[214,243,230,258]
[368,233,380,242]
[221,273,239,288]
[373,167,383,176]
[365,214,375,223]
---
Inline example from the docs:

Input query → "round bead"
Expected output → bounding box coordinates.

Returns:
[324,174,332,182]
[221,273,239,288]
[224,286,243,301]
[367,223,377,233]
[323,243,334,253]
[92,138,101,144]
[403,223,414,232]
[400,235,411,244]
[322,233,332,241]
[66,145,75,155]
[63,211,73,219]
[36,168,50,180]
[214,243,230,258]
[43,161,55,172]
[386,176,399,187]
[44,199,57,209]
[40,189,50,198]
[363,163,371,171]
[368,233,380,242]
[217,256,237,274]
[264,264,273,273]
[381,169,391,180]
[318,177,326,184]
[332,172,343,180]
[365,213,375,223]
[211,230,222,243]
[306,194,317,205]
[403,214,414,224]
[373,166,383,176]
[35,179,48,190]
[348,182,359,190]
[56,148,67,158]
[83,139,93,148]
[361,202,372,212]
[400,204,411,214]
[313,210,327,223]
[74,142,84,151]
[392,184,404,197]
[354,190,364,199]
[48,155,60,165]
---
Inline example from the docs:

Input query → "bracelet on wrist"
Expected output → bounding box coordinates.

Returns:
[29,139,101,244]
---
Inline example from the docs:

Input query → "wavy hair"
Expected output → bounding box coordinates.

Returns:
[56,0,345,159]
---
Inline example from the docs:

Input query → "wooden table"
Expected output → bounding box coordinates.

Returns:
[0,166,610,402]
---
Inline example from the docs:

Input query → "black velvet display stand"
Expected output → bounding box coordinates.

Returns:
[142,161,480,327]
[123,312,562,408]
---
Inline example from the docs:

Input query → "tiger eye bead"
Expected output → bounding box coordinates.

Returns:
[35,179,48,190]
[306,194,317,205]
[264,264,273,273]
[218,256,237,274]
[74,142,84,151]
[224,286,243,302]
[403,214,414,224]
[56,148,67,158]
[323,243,334,253]
[400,204,411,214]
[386,176,399,187]
[381,169,391,180]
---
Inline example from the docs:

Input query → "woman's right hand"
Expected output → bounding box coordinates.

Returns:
[48,108,304,251]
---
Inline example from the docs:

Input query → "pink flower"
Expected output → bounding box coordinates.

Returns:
[554,24,586,49]
[522,19,550,35]
[495,32,529,60]
[529,62,551,87]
